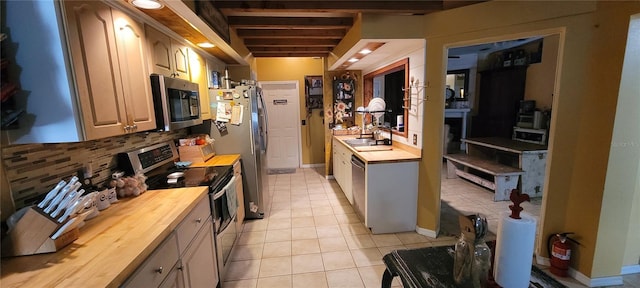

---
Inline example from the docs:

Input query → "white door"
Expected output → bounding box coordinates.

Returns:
[261,81,300,169]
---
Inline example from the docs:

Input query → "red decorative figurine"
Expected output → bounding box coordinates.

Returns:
[509,189,530,219]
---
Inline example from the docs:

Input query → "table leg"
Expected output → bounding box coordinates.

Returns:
[381,268,394,288]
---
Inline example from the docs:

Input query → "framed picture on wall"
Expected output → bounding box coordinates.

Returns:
[305,75,323,110]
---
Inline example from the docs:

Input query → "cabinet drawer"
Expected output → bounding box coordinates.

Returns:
[175,197,211,255]
[124,233,179,288]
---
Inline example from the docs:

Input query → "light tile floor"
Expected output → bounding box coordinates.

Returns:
[222,166,639,288]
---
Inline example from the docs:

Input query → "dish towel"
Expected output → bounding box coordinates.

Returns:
[225,176,238,219]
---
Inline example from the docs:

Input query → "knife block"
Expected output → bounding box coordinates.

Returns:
[1,207,79,257]
[179,143,215,163]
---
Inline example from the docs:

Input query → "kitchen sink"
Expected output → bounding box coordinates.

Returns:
[344,138,377,147]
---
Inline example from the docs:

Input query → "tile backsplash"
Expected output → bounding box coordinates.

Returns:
[2,130,187,209]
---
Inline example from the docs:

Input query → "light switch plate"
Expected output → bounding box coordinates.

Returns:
[413,134,417,145]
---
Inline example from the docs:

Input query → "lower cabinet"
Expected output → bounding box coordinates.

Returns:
[123,197,218,288]
[332,139,353,204]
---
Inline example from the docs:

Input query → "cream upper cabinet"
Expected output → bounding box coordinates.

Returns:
[146,25,190,80]
[187,50,211,120]
[63,1,155,139]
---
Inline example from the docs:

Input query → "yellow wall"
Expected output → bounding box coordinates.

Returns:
[524,35,559,110]
[600,12,640,270]
[255,57,325,165]
[417,0,640,278]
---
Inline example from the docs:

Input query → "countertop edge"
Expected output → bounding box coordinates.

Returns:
[333,136,421,163]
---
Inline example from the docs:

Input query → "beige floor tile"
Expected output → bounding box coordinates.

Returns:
[335,213,361,224]
[312,206,334,216]
[316,225,344,238]
[331,205,355,215]
[225,260,262,280]
[292,216,316,228]
[292,272,328,288]
[314,215,339,226]
[291,239,321,255]
[291,208,314,218]
[262,241,292,258]
[322,251,356,270]
[232,244,264,261]
[268,218,292,230]
[270,208,292,219]
[350,248,384,267]
[340,223,370,235]
[357,265,389,288]
[395,232,430,245]
[292,227,318,240]
[292,253,325,274]
[344,234,377,250]
[257,275,292,288]
[377,245,407,256]
[319,236,349,252]
[326,268,364,288]
[371,234,403,247]
[223,278,258,288]
[310,199,332,208]
[259,256,292,278]
[243,219,268,232]
[265,229,292,243]
[238,231,267,245]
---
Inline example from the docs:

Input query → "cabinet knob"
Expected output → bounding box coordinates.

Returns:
[155,266,163,274]
[131,124,138,131]
[123,125,130,132]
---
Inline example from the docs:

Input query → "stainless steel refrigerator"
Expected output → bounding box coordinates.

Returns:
[194,85,269,219]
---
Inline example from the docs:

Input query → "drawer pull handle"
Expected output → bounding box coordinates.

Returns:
[155,266,163,274]
[196,218,202,223]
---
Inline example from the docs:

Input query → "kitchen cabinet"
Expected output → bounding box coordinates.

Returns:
[124,196,218,288]
[187,50,211,120]
[146,25,191,81]
[63,1,156,139]
[333,138,353,204]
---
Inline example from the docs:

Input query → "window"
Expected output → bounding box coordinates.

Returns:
[363,58,409,138]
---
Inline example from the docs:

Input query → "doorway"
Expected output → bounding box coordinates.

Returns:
[439,33,561,237]
[261,81,301,170]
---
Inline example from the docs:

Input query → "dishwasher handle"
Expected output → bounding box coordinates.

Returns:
[351,155,365,169]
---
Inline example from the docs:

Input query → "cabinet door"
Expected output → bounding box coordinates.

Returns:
[146,25,174,78]
[63,1,127,139]
[112,9,156,133]
[181,220,219,288]
[188,50,211,120]
[171,42,191,80]
[158,263,185,288]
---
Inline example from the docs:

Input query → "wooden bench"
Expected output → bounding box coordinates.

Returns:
[443,154,524,201]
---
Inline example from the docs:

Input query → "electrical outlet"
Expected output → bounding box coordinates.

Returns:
[413,134,417,145]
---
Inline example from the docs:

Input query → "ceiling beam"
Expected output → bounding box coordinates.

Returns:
[249,46,332,53]
[228,16,353,28]
[235,28,346,39]
[244,38,340,47]
[213,1,444,13]
[251,52,328,57]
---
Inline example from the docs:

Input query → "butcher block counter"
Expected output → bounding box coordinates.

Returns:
[190,153,240,167]
[333,135,421,163]
[0,187,209,288]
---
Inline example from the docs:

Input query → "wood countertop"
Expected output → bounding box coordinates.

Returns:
[190,154,240,167]
[334,136,421,163]
[0,187,209,288]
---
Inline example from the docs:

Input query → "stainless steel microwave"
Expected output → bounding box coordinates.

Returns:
[150,74,202,131]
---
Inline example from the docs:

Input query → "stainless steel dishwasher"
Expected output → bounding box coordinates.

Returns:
[351,155,366,222]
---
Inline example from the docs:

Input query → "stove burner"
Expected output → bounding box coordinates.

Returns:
[145,164,232,190]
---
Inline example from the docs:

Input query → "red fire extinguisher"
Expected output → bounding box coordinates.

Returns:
[547,233,578,277]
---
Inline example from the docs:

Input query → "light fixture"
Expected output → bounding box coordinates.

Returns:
[197,42,215,48]
[359,49,372,55]
[348,58,359,63]
[338,42,385,70]
[131,0,163,10]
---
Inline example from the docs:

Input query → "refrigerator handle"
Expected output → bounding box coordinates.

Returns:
[249,118,255,155]
[260,91,269,151]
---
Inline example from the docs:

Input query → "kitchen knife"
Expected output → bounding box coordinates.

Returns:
[50,187,82,219]
[51,209,92,240]
[57,190,87,223]
[37,180,67,209]
[44,181,80,215]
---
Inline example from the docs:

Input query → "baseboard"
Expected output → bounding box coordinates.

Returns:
[301,163,324,168]
[622,264,640,275]
[415,226,438,238]
[326,175,335,180]
[536,255,551,266]
[570,267,624,287]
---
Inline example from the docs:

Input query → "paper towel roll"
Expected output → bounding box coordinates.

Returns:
[396,115,404,128]
[494,211,537,288]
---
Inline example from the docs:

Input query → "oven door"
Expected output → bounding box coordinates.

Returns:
[212,175,239,280]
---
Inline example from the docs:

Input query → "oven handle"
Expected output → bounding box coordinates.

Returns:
[212,175,237,200]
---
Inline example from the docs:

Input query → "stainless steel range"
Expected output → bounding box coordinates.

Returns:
[117,141,238,281]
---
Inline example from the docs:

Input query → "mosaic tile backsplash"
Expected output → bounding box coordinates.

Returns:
[2,130,187,209]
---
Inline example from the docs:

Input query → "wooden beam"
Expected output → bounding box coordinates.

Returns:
[249,46,332,53]
[213,1,444,13]
[228,16,353,28]
[235,28,346,39]
[251,52,328,57]
[244,38,339,47]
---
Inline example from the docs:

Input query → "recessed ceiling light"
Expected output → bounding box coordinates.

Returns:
[359,49,372,55]
[197,42,215,48]
[348,58,359,63]
[131,0,163,9]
